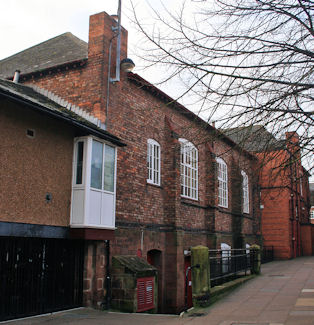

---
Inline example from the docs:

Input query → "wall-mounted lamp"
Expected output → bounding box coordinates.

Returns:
[120,58,135,72]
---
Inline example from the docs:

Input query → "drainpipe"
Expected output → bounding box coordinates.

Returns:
[105,38,114,129]
[289,159,295,258]
[104,240,111,309]
[105,0,122,129]
[110,0,122,83]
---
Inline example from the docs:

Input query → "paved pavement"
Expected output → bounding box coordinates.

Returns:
[3,256,314,325]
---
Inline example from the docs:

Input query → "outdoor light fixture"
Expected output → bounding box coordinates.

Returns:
[120,58,135,72]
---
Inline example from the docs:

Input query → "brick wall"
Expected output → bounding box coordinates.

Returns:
[19,10,261,313]
[257,133,311,259]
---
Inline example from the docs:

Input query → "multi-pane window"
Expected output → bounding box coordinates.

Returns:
[241,170,249,214]
[180,139,198,200]
[147,139,161,186]
[217,158,228,208]
[90,139,116,192]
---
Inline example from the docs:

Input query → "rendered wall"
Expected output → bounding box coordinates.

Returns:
[0,100,74,227]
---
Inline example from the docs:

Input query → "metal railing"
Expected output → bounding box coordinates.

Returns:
[262,246,274,263]
[209,249,255,287]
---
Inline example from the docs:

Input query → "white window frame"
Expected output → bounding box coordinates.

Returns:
[216,157,228,208]
[241,170,249,214]
[147,139,161,186]
[73,139,86,187]
[179,138,198,200]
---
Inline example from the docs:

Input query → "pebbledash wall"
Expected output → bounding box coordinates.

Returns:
[16,12,261,313]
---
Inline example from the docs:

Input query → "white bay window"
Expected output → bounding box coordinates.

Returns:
[71,136,117,229]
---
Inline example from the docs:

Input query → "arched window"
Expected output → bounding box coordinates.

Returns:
[241,170,249,213]
[216,158,228,208]
[179,139,198,200]
[147,139,161,185]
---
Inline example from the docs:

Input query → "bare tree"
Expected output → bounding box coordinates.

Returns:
[131,0,314,174]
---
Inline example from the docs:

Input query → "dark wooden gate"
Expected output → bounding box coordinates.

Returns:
[0,236,84,321]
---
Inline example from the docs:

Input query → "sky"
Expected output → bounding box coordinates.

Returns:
[0,0,143,59]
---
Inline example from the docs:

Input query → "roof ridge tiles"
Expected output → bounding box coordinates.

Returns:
[29,84,104,129]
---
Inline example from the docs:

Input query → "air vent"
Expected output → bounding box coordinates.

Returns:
[26,129,35,138]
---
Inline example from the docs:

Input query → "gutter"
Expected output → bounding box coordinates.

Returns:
[5,58,88,81]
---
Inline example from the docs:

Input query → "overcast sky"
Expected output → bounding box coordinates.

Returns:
[0,0,144,59]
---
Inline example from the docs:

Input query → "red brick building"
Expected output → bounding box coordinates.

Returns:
[0,11,261,316]
[310,183,314,224]
[225,126,312,259]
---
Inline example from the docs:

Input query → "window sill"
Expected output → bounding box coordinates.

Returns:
[181,199,206,209]
[218,205,229,211]
[181,195,198,201]
[70,224,116,230]
[146,181,162,189]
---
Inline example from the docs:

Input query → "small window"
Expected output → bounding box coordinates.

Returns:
[180,139,198,200]
[75,141,84,185]
[147,139,161,186]
[241,170,249,214]
[300,177,303,196]
[217,158,228,208]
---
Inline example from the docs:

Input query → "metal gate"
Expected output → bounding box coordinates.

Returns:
[0,236,84,321]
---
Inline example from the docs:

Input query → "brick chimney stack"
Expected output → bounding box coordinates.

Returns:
[285,131,299,144]
[87,12,128,124]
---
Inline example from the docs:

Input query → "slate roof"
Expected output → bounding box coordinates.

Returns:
[223,125,286,152]
[0,33,87,79]
[0,78,124,146]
